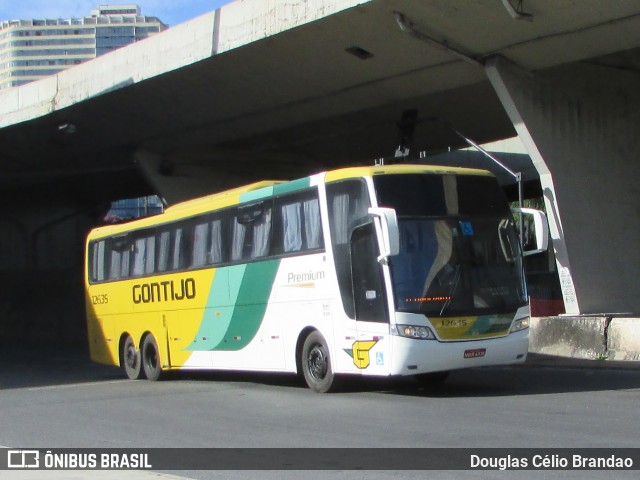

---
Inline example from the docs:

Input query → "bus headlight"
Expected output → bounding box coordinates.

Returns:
[391,324,435,340]
[510,317,530,333]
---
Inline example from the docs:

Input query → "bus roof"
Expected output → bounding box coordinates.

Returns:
[324,164,493,182]
[88,180,284,238]
[87,164,493,239]
[164,180,284,216]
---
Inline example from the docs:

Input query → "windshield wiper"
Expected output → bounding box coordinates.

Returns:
[439,265,461,315]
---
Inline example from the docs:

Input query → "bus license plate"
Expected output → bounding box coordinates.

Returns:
[464,348,486,359]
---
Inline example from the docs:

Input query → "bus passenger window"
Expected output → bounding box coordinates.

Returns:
[230,218,246,261]
[303,198,322,250]
[192,222,209,267]
[157,230,171,272]
[208,219,224,264]
[90,240,106,282]
[172,227,191,271]
[251,207,272,258]
[110,249,130,279]
[281,202,303,252]
[131,235,156,277]
[275,190,323,255]
[231,203,272,261]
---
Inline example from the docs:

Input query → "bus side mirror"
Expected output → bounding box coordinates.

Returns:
[368,207,400,264]
[511,207,549,256]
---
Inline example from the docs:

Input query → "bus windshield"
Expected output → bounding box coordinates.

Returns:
[374,173,526,317]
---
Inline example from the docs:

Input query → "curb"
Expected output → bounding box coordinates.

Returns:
[524,352,640,370]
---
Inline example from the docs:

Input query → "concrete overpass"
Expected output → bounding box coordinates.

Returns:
[1,0,639,350]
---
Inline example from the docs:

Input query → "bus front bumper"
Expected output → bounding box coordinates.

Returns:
[389,328,529,376]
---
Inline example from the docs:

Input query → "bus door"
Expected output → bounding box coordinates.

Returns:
[350,221,391,375]
[326,179,391,375]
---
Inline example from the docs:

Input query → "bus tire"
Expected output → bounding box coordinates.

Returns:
[121,335,145,380]
[141,334,164,381]
[301,331,336,393]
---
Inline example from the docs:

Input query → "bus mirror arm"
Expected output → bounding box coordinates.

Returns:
[368,207,400,264]
[511,207,549,256]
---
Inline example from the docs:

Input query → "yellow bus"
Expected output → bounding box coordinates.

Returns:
[85,165,546,392]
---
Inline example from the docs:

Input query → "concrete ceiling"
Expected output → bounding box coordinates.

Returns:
[1,0,639,202]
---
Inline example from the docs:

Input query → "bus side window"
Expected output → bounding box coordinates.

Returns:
[89,240,106,282]
[157,230,171,272]
[274,190,323,255]
[251,205,272,259]
[280,201,303,253]
[132,233,156,277]
[173,227,184,270]
[303,197,323,250]
[208,217,224,264]
[191,214,226,267]
[192,221,209,267]
[172,224,194,271]
[157,225,192,273]
[231,201,273,262]
[274,189,324,255]
[107,236,132,280]
[230,214,246,262]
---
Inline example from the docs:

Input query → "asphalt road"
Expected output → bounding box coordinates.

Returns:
[1,345,639,480]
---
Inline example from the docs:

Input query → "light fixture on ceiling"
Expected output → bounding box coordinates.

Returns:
[58,123,77,134]
[345,46,374,60]
[501,0,533,21]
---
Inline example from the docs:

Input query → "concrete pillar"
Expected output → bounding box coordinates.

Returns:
[486,56,640,315]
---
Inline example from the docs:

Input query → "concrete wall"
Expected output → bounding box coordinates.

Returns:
[530,316,640,361]
[487,57,640,315]
[0,199,97,344]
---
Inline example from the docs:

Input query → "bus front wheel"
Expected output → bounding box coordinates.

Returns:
[141,334,164,381]
[301,331,336,393]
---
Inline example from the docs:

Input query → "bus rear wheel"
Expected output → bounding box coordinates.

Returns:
[301,331,336,393]
[141,334,164,381]
[122,335,145,380]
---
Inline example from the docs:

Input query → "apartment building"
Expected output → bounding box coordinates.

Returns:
[0,4,166,90]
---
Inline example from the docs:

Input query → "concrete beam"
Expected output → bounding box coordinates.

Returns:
[0,0,367,128]
[486,56,640,315]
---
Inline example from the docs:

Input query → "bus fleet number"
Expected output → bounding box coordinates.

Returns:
[91,294,109,305]
[440,319,467,328]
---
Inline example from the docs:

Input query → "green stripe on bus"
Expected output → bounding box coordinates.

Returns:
[214,259,280,351]
[240,186,274,203]
[272,177,310,196]
[187,265,246,351]
[188,260,280,351]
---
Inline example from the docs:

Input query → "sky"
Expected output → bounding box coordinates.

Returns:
[0,0,232,27]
